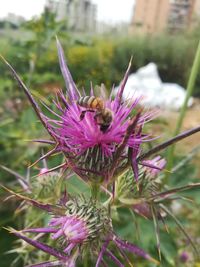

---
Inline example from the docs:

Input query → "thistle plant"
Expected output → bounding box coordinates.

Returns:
[1,39,200,267]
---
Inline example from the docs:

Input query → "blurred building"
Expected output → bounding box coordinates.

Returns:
[45,0,97,32]
[129,0,170,34]
[168,0,195,31]
[190,0,200,25]
[2,13,25,27]
[129,0,200,34]
[97,21,129,35]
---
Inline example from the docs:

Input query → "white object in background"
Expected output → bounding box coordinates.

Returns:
[117,63,193,111]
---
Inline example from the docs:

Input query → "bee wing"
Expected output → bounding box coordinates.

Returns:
[94,83,109,100]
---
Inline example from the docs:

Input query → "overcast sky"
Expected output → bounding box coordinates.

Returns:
[0,0,135,23]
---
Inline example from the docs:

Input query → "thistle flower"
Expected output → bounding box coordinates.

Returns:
[0,162,64,204]
[2,40,155,184]
[48,41,157,183]
[114,168,161,220]
[10,196,158,267]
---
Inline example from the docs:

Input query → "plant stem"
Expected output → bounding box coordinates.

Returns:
[90,182,100,202]
[166,40,200,177]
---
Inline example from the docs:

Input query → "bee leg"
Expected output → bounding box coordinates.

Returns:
[100,124,109,132]
[93,111,101,120]
[80,110,87,121]
[80,110,95,121]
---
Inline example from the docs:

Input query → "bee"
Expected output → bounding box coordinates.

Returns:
[77,96,113,132]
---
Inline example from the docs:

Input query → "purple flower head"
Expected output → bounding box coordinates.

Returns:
[179,251,190,263]
[35,39,156,183]
[48,197,112,248]
[0,163,62,199]
[50,216,88,245]
[11,196,159,266]
[21,197,112,262]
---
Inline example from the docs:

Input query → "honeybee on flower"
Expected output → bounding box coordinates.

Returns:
[77,96,113,132]
[2,39,156,184]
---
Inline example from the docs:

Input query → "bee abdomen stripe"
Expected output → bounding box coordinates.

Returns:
[78,96,105,109]
[78,96,90,107]
[88,96,96,106]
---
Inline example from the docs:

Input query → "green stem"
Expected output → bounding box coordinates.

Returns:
[83,255,89,267]
[83,246,90,267]
[166,40,200,180]
[90,182,100,202]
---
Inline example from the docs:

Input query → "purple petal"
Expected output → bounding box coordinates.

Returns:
[52,228,64,239]
[95,239,110,267]
[13,231,67,260]
[59,189,68,205]
[141,161,163,171]
[110,113,141,177]
[114,237,159,264]
[0,55,55,139]
[0,164,30,192]
[56,38,80,101]
[36,162,66,175]
[138,125,200,161]
[32,139,56,145]
[29,146,59,168]
[22,228,57,234]
[63,243,75,254]
[1,185,65,214]
[131,127,142,181]
[116,245,133,266]
[49,217,66,226]
[150,182,200,201]
[131,150,139,182]
[141,156,166,177]
[116,57,132,108]
[105,249,124,267]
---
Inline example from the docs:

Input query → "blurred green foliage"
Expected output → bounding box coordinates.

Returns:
[1,25,200,94]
